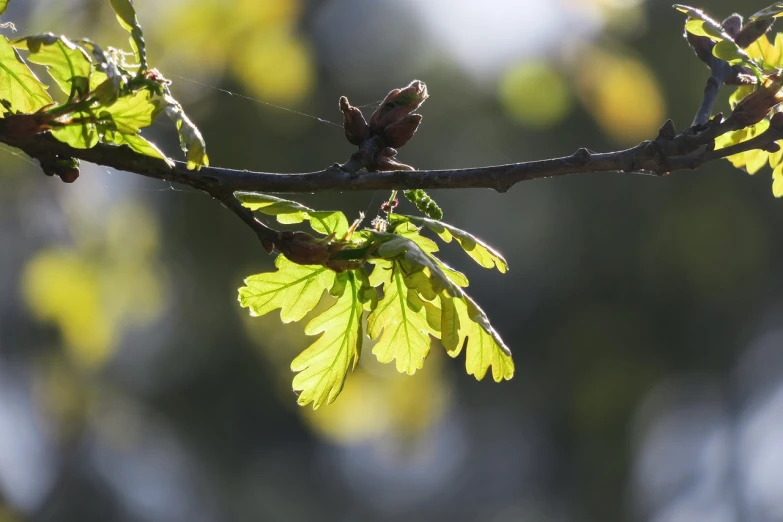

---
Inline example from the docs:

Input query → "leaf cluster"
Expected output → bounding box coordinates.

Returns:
[237,193,514,408]
[678,3,783,196]
[0,0,207,176]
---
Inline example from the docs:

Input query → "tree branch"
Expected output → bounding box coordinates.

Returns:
[0,110,773,254]
[0,118,746,195]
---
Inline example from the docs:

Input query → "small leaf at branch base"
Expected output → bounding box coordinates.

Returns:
[291,270,365,409]
[238,255,335,323]
[235,192,350,238]
[14,34,92,101]
[0,36,52,113]
[105,131,173,167]
[367,260,433,375]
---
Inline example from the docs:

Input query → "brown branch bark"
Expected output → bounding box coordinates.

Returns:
[0,110,775,254]
[0,118,743,195]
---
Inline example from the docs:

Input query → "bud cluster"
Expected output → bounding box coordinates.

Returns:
[339,81,429,171]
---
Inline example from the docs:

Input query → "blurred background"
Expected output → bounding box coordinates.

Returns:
[1,0,782,521]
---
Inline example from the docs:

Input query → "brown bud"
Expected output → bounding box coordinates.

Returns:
[57,168,80,183]
[378,147,398,157]
[382,114,422,148]
[658,119,676,140]
[368,80,428,133]
[721,14,743,39]
[339,96,370,145]
[730,76,783,127]
[278,231,330,266]
[374,155,414,172]
[764,141,781,153]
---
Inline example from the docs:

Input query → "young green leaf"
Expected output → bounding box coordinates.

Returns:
[367,260,434,374]
[439,295,461,353]
[50,112,99,149]
[0,1,8,16]
[14,34,91,101]
[108,0,147,72]
[714,119,771,173]
[100,89,156,133]
[712,40,753,66]
[452,297,515,382]
[238,255,335,323]
[374,234,462,297]
[291,270,365,408]
[0,36,53,113]
[393,214,509,273]
[235,192,350,238]
[684,19,724,41]
[105,131,173,167]
[161,95,208,170]
[745,33,783,70]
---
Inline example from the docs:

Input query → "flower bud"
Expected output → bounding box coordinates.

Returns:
[339,96,370,145]
[382,114,422,148]
[369,80,428,134]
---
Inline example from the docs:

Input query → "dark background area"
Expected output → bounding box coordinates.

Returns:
[1,1,783,521]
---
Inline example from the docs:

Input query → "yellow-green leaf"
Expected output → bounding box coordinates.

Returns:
[745,32,783,69]
[106,131,174,167]
[684,19,723,41]
[713,40,751,66]
[14,34,91,100]
[395,214,509,273]
[0,1,8,16]
[101,89,156,133]
[0,35,52,113]
[235,192,350,238]
[291,271,364,408]
[451,297,514,382]
[439,295,461,353]
[238,255,334,323]
[367,261,433,374]
[51,113,99,148]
